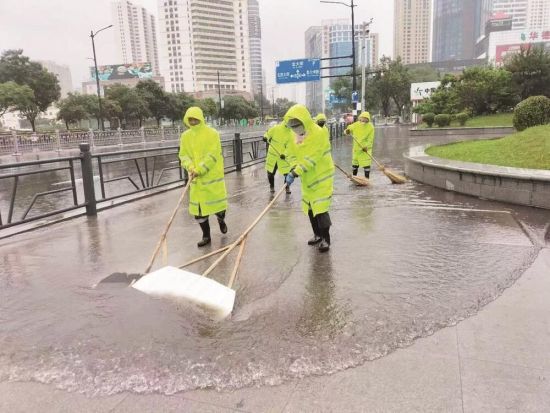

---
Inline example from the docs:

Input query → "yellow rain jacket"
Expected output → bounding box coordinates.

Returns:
[284,105,334,216]
[345,111,375,168]
[179,107,228,217]
[264,122,292,175]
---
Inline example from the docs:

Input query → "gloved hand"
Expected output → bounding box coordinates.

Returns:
[262,136,268,143]
[362,147,369,153]
[285,173,295,186]
[187,167,196,177]
[280,154,286,160]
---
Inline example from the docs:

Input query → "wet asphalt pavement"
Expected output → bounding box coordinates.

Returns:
[0,126,548,396]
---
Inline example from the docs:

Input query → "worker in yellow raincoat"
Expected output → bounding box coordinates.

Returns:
[179,107,228,247]
[344,111,375,178]
[284,105,334,252]
[263,121,293,194]
[313,113,333,165]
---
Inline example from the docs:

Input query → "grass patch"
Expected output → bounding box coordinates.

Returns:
[425,124,550,170]
[418,112,513,128]
[465,113,513,127]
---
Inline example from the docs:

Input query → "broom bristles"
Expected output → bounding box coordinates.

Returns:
[351,175,370,186]
[382,167,407,184]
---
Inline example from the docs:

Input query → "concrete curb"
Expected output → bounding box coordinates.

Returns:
[405,145,550,210]
[410,126,515,137]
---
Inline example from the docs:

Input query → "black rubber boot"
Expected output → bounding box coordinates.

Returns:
[216,212,228,234]
[364,167,371,179]
[352,165,359,176]
[197,220,211,247]
[307,210,321,245]
[268,172,275,193]
[318,239,330,252]
[317,213,331,252]
[308,235,322,245]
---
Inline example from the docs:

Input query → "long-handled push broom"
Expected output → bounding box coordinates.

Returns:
[334,163,370,186]
[132,185,288,319]
[350,136,407,184]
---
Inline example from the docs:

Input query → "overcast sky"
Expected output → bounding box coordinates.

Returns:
[0,0,393,102]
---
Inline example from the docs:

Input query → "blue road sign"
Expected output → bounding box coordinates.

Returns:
[351,91,359,103]
[276,59,321,84]
[328,93,346,104]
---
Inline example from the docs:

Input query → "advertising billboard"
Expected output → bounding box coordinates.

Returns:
[410,81,441,101]
[486,15,513,34]
[495,42,550,63]
[90,62,153,81]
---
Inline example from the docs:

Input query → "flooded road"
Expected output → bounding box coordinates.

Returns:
[0,126,548,396]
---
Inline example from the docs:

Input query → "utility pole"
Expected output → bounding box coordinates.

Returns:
[350,0,357,119]
[259,85,264,121]
[361,19,373,113]
[90,25,113,132]
[320,0,358,119]
[272,87,275,118]
[217,70,223,124]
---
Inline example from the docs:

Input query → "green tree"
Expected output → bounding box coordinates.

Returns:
[455,66,517,115]
[197,97,218,118]
[371,70,393,117]
[0,81,33,116]
[254,92,271,118]
[0,50,61,131]
[56,92,89,130]
[428,74,460,114]
[105,84,150,128]
[382,56,412,117]
[166,92,196,125]
[408,64,440,82]
[222,96,258,120]
[273,98,295,118]
[504,45,550,100]
[136,79,168,126]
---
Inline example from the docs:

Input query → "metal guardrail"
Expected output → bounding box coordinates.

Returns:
[0,125,267,155]
[0,133,266,230]
[0,125,345,231]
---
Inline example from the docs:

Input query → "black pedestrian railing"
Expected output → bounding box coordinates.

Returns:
[0,125,345,232]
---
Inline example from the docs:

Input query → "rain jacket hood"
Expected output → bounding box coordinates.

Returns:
[358,111,371,121]
[183,106,205,129]
[284,104,316,134]
[314,113,327,122]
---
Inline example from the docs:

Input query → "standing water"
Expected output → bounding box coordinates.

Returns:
[0,126,546,395]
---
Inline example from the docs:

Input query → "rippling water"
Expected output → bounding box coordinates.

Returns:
[0,126,546,395]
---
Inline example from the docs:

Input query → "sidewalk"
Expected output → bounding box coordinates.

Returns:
[1,249,548,412]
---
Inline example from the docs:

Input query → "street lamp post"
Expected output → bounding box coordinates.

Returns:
[217,70,223,124]
[259,85,264,121]
[320,0,357,118]
[90,24,113,131]
[361,19,373,112]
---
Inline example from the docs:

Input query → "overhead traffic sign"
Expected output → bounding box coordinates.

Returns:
[276,59,321,84]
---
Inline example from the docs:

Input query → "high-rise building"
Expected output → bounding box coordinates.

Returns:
[247,0,263,96]
[394,0,432,64]
[305,26,323,114]
[112,0,160,75]
[158,0,252,97]
[492,0,528,29]
[305,20,379,112]
[38,60,73,98]
[528,0,550,29]
[432,0,493,61]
